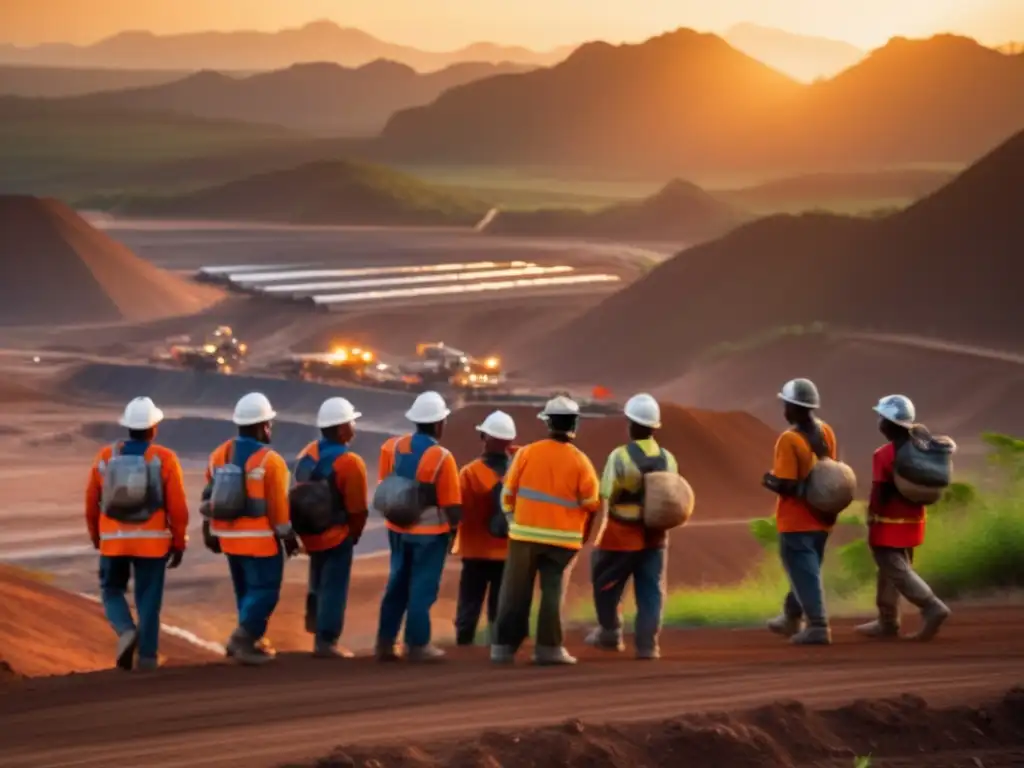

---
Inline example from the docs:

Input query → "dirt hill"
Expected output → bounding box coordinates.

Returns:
[0,196,221,326]
[379,29,803,174]
[0,21,573,72]
[521,127,1024,388]
[444,402,777,523]
[378,31,1024,175]
[110,160,490,226]
[52,60,533,135]
[486,179,748,243]
[0,566,213,677]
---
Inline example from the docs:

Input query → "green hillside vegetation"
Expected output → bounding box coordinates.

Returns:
[97,160,491,226]
[486,179,750,242]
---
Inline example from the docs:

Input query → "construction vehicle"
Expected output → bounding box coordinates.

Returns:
[268,345,376,384]
[151,326,248,373]
[401,342,504,389]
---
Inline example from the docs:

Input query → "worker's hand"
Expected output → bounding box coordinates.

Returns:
[167,549,184,569]
[280,531,301,558]
[202,521,222,554]
[91,537,100,551]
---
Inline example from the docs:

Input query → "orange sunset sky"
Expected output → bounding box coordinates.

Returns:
[3,0,1023,50]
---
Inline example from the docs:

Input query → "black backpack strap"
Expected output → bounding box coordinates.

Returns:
[624,442,668,475]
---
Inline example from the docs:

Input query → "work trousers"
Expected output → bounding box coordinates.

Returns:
[494,540,576,650]
[591,547,666,653]
[377,531,449,648]
[227,553,284,640]
[455,558,505,645]
[872,546,937,625]
[99,555,168,661]
[305,539,355,645]
[779,531,829,627]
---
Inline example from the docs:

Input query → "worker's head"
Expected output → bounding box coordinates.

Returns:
[539,395,581,441]
[119,397,163,442]
[624,394,660,442]
[317,397,361,444]
[873,394,915,442]
[476,410,516,454]
[233,392,276,443]
[405,391,450,439]
[777,378,820,425]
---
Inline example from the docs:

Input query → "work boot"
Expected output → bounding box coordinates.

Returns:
[767,614,804,638]
[910,600,950,642]
[790,625,832,646]
[455,629,476,647]
[136,656,162,672]
[490,644,516,664]
[226,628,275,666]
[375,641,401,662]
[584,627,625,652]
[854,619,901,639]
[533,645,578,666]
[115,629,138,671]
[635,645,661,660]
[313,639,354,659]
[406,644,446,663]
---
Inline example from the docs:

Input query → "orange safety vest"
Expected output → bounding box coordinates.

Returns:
[501,439,599,551]
[91,442,185,558]
[206,439,280,558]
[455,457,510,561]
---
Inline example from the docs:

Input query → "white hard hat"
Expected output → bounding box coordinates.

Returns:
[119,396,164,430]
[624,393,661,429]
[233,392,277,426]
[317,397,361,429]
[405,391,450,424]
[873,394,916,428]
[777,378,821,409]
[476,410,516,440]
[538,394,581,421]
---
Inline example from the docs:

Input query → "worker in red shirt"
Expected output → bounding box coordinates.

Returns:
[856,395,950,641]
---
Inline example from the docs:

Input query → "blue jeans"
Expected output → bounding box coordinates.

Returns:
[307,539,355,644]
[227,553,284,640]
[591,548,666,652]
[99,555,168,661]
[779,531,829,626]
[377,531,449,648]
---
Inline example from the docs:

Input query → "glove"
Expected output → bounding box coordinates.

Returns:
[91,536,100,550]
[167,548,184,569]
[202,520,222,554]
[280,531,301,558]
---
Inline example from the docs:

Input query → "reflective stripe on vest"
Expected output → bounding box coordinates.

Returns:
[213,529,276,539]
[870,514,927,525]
[517,487,582,508]
[507,522,583,546]
[100,530,172,541]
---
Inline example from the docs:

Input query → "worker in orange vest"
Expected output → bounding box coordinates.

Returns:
[856,395,950,641]
[492,395,601,666]
[375,391,462,662]
[85,397,189,672]
[202,392,298,666]
[292,397,369,658]
[453,410,517,646]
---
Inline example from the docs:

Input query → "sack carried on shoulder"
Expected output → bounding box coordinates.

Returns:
[609,443,695,531]
[102,443,163,524]
[373,443,448,529]
[797,422,856,525]
[289,445,349,536]
[894,425,956,505]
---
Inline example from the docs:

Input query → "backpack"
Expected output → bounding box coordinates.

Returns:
[794,421,856,525]
[894,425,956,505]
[480,454,511,539]
[372,435,447,528]
[101,442,164,524]
[289,442,350,536]
[204,440,266,521]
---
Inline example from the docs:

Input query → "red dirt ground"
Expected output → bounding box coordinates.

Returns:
[1,605,1022,768]
[0,196,221,326]
[0,566,215,677]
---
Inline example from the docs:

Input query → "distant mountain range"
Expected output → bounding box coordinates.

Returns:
[0,20,572,72]
[722,23,865,80]
[35,60,533,135]
[378,30,1024,174]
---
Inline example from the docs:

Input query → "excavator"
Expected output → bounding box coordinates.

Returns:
[151,326,248,373]
[400,342,504,390]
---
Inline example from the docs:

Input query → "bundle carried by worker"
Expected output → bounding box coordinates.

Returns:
[203,442,268,520]
[609,442,695,531]
[289,445,349,535]
[373,456,445,528]
[894,424,956,504]
[101,443,164,523]
[796,420,857,524]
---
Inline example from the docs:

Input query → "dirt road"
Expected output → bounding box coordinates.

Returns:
[3,606,1023,768]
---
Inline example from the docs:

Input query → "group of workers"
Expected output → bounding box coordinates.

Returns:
[84,377,947,671]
